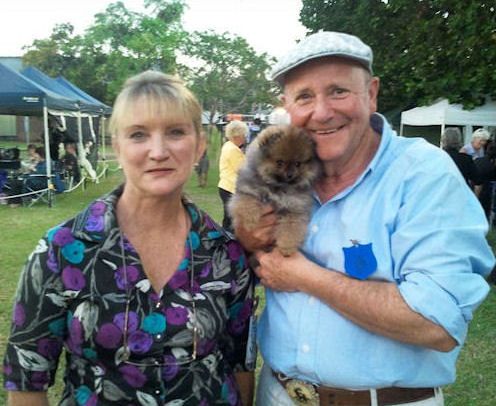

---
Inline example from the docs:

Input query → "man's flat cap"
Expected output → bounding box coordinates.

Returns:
[271,31,373,84]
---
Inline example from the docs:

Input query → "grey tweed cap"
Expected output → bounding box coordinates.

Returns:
[271,31,373,84]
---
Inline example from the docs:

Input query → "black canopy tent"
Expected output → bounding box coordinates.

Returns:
[0,63,111,205]
[0,62,81,204]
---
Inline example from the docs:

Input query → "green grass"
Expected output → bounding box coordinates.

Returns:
[0,141,495,404]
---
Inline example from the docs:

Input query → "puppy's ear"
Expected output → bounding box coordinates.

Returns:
[257,126,286,152]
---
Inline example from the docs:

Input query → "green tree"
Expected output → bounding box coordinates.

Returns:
[183,30,278,124]
[23,0,187,104]
[300,0,496,112]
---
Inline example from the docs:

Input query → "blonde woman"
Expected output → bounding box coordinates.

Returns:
[4,71,254,406]
[218,120,248,231]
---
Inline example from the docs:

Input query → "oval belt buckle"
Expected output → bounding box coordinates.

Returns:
[286,379,320,406]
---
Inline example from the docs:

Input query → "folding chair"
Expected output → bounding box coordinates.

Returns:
[22,174,53,207]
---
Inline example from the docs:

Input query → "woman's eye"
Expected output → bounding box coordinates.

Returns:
[168,128,187,138]
[129,131,146,140]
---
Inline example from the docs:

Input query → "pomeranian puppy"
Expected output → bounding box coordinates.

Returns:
[229,124,321,256]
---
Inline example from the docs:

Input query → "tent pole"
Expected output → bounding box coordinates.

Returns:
[101,116,106,161]
[43,102,53,208]
[400,123,404,137]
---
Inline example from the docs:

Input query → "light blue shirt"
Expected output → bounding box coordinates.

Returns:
[258,114,493,389]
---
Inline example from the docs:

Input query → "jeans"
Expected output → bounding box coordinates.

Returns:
[256,363,444,406]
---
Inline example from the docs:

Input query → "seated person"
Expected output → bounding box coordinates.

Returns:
[2,147,64,206]
[61,142,81,183]
[20,144,39,173]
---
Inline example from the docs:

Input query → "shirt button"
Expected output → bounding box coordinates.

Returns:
[302,344,310,353]
[156,334,162,340]
[155,390,161,395]
[308,297,315,305]
[311,224,318,233]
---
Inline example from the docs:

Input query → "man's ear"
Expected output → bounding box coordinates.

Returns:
[368,77,380,113]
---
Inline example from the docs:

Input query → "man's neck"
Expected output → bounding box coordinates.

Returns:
[316,129,380,202]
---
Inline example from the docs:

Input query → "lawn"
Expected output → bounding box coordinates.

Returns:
[0,139,495,404]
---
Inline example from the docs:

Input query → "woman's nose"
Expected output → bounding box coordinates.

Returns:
[149,134,168,160]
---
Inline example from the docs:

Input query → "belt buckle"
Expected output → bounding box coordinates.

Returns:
[285,378,320,406]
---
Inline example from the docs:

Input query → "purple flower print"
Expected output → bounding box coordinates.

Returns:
[228,318,246,335]
[84,215,104,233]
[199,262,212,278]
[168,270,189,290]
[199,400,209,406]
[113,311,139,332]
[46,247,59,273]
[62,266,86,291]
[127,330,153,354]
[37,338,62,360]
[222,375,239,406]
[52,227,75,247]
[13,303,25,327]
[86,394,98,406]
[90,201,106,216]
[69,317,84,345]
[31,371,49,390]
[238,299,253,321]
[162,356,179,381]
[226,241,243,261]
[165,306,188,325]
[3,364,13,375]
[4,381,17,390]
[95,323,123,349]
[204,215,216,229]
[197,339,216,357]
[118,364,146,388]
[114,265,140,290]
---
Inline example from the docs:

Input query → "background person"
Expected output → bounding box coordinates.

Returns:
[235,31,493,406]
[61,142,81,184]
[4,71,254,406]
[460,128,490,158]
[218,120,248,231]
[441,127,478,188]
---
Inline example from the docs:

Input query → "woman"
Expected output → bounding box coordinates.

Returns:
[460,128,491,159]
[4,71,254,405]
[218,120,248,231]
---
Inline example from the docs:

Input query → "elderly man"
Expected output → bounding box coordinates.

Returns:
[460,128,491,158]
[236,32,493,406]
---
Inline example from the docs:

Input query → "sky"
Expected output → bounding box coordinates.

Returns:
[0,0,307,59]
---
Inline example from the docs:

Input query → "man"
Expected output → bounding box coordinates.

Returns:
[61,142,81,184]
[236,32,494,406]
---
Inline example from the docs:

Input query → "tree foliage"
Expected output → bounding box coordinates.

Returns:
[21,0,276,113]
[183,31,278,122]
[300,0,496,111]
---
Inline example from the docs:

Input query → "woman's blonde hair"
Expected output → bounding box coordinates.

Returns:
[109,70,202,137]
[225,120,248,141]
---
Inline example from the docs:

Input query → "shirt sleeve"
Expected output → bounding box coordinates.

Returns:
[3,233,67,392]
[393,153,493,345]
[222,240,255,372]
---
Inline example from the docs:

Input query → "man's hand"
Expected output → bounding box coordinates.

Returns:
[234,205,277,252]
[254,250,313,292]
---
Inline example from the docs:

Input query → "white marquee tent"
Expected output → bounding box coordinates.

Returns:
[400,98,496,143]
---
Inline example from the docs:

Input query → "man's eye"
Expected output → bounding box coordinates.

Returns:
[330,88,350,99]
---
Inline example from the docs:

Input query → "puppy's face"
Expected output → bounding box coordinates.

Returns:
[256,125,320,187]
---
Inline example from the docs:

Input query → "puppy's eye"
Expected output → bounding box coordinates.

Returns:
[276,160,284,168]
[294,161,301,167]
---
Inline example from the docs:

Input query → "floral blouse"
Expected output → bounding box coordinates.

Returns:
[3,187,254,405]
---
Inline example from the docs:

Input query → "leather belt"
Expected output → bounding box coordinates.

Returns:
[272,370,436,406]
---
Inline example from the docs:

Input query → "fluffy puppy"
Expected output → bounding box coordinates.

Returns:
[229,124,321,256]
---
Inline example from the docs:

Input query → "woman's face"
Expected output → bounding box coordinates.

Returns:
[113,98,205,200]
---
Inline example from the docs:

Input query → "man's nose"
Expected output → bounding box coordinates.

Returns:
[312,96,335,122]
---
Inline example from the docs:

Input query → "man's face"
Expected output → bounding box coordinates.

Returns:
[282,57,379,169]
